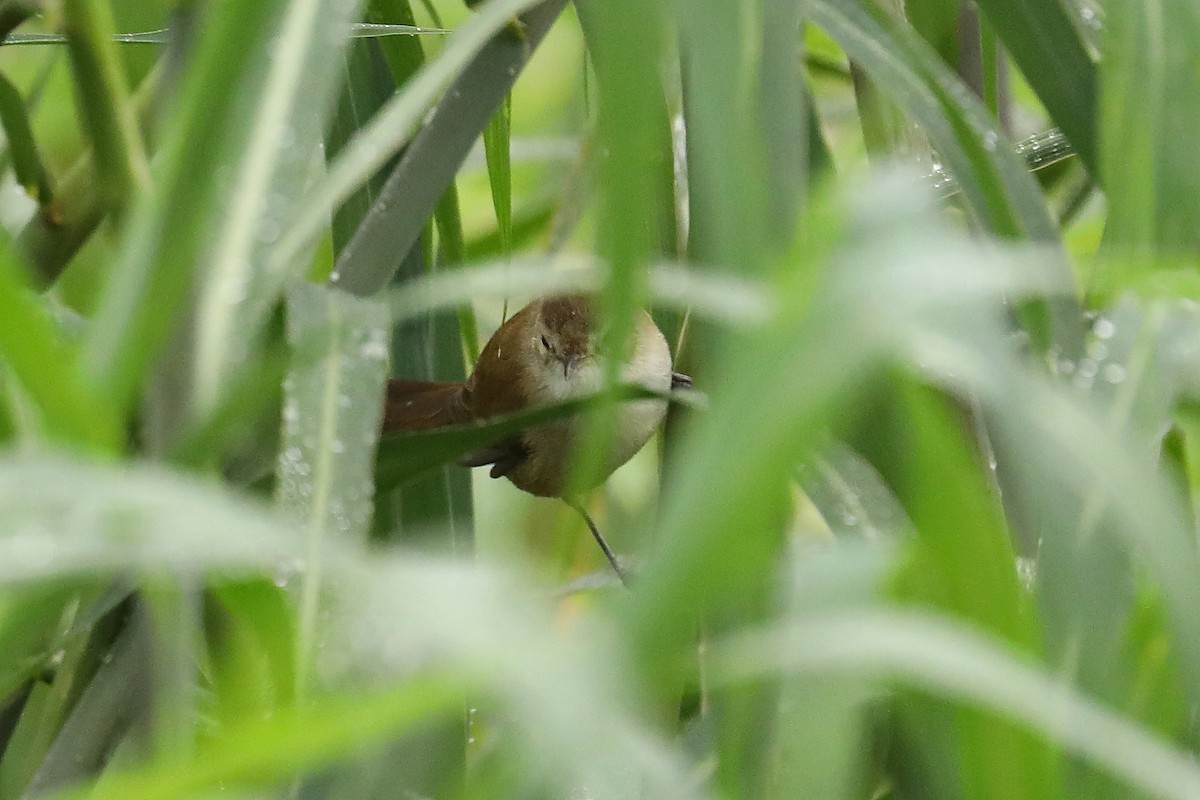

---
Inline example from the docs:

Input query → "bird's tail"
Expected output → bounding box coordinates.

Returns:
[381,379,471,433]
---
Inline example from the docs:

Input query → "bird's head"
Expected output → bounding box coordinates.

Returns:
[533,294,603,391]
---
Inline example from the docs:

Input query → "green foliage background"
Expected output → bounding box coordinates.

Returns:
[0,0,1197,798]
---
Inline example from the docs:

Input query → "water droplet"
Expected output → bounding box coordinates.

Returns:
[982,131,999,151]
[1102,363,1127,384]
[1086,340,1109,362]
[1092,317,1115,340]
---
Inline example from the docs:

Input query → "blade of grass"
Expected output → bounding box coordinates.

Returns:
[61,0,150,218]
[276,283,390,694]
[65,677,464,800]
[21,613,150,797]
[972,0,1097,171]
[274,0,566,295]
[887,381,1060,798]
[811,0,1081,354]
[0,73,52,205]
[16,64,159,289]
[0,238,119,451]
[713,609,1200,800]
[80,2,293,417]
[190,0,365,419]
[0,453,302,585]
[1098,0,1200,278]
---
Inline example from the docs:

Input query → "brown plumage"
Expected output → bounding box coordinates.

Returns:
[382,294,684,499]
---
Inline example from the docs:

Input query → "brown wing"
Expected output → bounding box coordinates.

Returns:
[381,380,472,433]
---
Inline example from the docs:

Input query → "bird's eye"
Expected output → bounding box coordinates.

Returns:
[540,335,551,350]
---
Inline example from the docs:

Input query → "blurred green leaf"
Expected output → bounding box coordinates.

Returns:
[277,282,390,690]
[23,614,149,797]
[713,608,1200,800]
[768,544,894,800]
[811,0,1082,353]
[0,241,119,451]
[66,676,465,800]
[188,0,366,422]
[890,382,1059,799]
[811,0,1054,241]
[81,1,291,416]
[1099,0,1200,267]
[0,453,298,584]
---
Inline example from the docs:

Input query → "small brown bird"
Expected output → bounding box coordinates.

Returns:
[382,294,691,582]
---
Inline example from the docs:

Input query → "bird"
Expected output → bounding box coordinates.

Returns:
[382,293,691,583]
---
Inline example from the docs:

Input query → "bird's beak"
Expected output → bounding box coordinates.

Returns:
[562,352,580,378]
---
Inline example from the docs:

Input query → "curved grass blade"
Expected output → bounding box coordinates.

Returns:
[0,453,300,585]
[274,0,566,296]
[811,0,1053,242]
[972,0,1097,172]
[189,0,366,419]
[57,677,464,800]
[712,609,1200,800]
[811,0,1081,354]
[81,1,307,417]
[382,256,771,329]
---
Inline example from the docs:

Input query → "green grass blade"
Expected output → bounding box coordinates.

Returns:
[276,283,390,692]
[481,94,514,268]
[1099,0,1200,270]
[972,0,1097,171]
[713,609,1200,800]
[189,0,364,419]
[811,0,1082,353]
[273,0,561,291]
[80,2,290,417]
[0,242,118,451]
[0,72,52,204]
[327,1,567,297]
[0,453,300,584]
[886,382,1060,798]
[61,0,150,218]
[16,65,159,289]
[22,618,149,797]
[768,544,894,800]
[811,0,1050,241]
[65,678,465,800]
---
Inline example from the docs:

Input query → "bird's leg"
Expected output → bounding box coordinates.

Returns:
[565,498,630,588]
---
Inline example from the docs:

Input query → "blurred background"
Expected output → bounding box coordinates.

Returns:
[1,0,1197,799]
